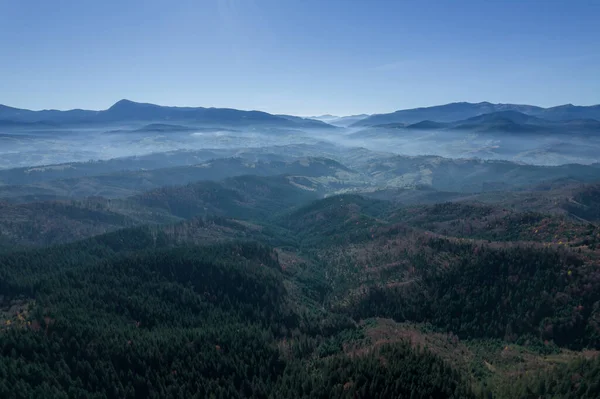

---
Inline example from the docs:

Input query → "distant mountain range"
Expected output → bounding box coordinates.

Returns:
[308,114,340,122]
[274,114,335,128]
[309,114,371,126]
[3,99,600,134]
[353,101,600,126]
[447,112,600,134]
[329,114,371,127]
[353,109,600,136]
[0,100,335,129]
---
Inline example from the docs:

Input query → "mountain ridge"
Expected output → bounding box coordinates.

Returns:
[0,99,335,129]
[356,110,600,136]
[353,101,600,126]
[5,99,600,129]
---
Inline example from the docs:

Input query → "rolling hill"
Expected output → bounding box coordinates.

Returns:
[4,149,600,203]
[0,156,359,202]
[1,166,600,397]
[0,173,322,249]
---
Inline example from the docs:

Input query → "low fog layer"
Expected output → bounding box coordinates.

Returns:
[0,125,327,169]
[1,122,599,169]
[338,127,600,166]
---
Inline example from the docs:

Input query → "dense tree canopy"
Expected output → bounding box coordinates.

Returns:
[1,192,600,398]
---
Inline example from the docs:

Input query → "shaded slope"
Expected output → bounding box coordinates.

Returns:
[0,174,321,249]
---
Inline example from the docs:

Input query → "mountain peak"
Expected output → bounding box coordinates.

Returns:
[108,99,142,110]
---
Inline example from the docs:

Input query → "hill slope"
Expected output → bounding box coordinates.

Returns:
[1,182,600,397]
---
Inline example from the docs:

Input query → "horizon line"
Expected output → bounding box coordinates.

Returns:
[2,98,599,116]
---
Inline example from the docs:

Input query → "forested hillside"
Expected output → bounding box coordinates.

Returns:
[0,229,479,398]
[1,174,600,398]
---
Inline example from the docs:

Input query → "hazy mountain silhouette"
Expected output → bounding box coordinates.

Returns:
[535,104,600,121]
[328,114,371,126]
[353,101,600,126]
[0,99,335,129]
[359,110,600,136]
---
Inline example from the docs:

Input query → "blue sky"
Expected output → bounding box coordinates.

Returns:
[1,0,599,115]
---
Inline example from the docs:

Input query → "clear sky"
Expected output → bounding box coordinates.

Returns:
[1,0,599,115]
